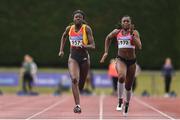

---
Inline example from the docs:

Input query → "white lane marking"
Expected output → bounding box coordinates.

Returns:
[25,97,68,120]
[134,97,176,120]
[99,93,105,120]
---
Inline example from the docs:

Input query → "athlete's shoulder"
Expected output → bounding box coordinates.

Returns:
[64,25,72,34]
[64,25,70,31]
[66,25,72,30]
[83,24,91,29]
[83,24,92,33]
[107,29,120,38]
[133,29,140,36]
[113,28,121,33]
[133,29,139,33]
[111,28,121,35]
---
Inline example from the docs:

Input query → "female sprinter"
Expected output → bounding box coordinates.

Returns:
[100,15,142,116]
[59,10,95,113]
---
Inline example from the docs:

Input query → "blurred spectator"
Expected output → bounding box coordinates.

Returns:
[54,77,71,96]
[108,58,118,96]
[132,63,141,92]
[162,57,174,97]
[20,54,37,94]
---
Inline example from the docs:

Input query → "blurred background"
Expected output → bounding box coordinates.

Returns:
[0,0,179,96]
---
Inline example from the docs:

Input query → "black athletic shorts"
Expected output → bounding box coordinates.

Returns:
[117,56,136,68]
[70,48,89,65]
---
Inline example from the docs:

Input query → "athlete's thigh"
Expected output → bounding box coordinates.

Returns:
[79,59,90,81]
[68,56,80,80]
[78,59,90,90]
[126,64,136,86]
[116,59,127,78]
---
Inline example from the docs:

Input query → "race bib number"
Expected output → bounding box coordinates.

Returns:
[118,39,131,48]
[70,40,83,47]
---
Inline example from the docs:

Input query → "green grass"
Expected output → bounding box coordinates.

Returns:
[0,68,179,96]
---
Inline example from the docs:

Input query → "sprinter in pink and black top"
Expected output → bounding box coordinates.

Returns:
[100,15,142,116]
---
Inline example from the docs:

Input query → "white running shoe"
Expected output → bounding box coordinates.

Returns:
[73,105,81,113]
[123,102,129,116]
[116,103,123,111]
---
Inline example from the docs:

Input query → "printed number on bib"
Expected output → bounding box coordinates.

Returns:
[70,40,82,47]
[118,39,131,48]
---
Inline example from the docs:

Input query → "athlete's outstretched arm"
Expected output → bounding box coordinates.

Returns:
[133,30,142,50]
[58,26,70,57]
[82,25,95,49]
[100,29,119,63]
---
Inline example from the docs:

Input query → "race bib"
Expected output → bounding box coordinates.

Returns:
[118,39,131,48]
[70,40,83,47]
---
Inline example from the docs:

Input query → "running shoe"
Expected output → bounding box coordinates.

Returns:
[123,102,129,116]
[73,105,82,113]
[116,98,123,111]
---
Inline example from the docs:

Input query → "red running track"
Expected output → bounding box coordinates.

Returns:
[0,94,179,120]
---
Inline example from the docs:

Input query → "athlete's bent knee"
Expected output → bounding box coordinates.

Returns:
[125,85,131,91]
[118,74,125,83]
[72,78,78,84]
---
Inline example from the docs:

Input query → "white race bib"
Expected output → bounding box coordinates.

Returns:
[70,40,83,47]
[118,39,131,48]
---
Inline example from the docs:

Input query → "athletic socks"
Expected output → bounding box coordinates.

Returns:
[117,82,132,115]
[123,101,129,116]
[116,82,124,111]
[116,98,123,111]
[123,89,131,116]
[76,104,80,108]
[117,82,124,99]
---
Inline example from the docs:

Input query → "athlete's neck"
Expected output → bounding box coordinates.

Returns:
[122,28,129,35]
[74,24,82,32]
[123,28,129,31]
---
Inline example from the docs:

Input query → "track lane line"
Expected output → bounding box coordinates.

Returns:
[99,93,105,120]
[25,96,68,120]
[134,97,176,120]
